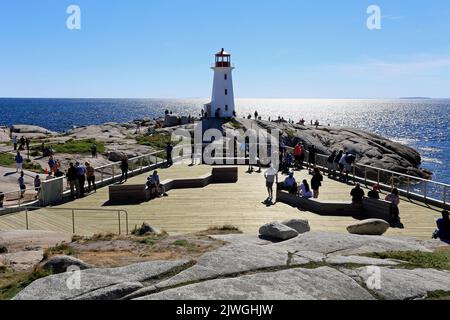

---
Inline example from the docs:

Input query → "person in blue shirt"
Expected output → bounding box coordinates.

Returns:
[283,172,298,194]
[433,210,450,242]
[75,162,86,197]
[15,152,24,173]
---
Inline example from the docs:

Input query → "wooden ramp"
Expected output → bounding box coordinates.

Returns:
[0,165,443,239]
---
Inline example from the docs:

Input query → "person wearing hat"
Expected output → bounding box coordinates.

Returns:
[368,185,381,200]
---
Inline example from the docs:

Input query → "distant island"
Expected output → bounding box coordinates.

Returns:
[399,97,432,100]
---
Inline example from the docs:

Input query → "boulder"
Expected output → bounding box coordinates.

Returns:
[134,223,161,236]
[39,255,92,274]
[1,250,44,272]
[0,244,7,254]
[107,151,126,162]
[282,219,310,234]
[259,222,299,241]
[347,219,390,236]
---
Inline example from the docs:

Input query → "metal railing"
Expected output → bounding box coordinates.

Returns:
[283,146,449,209]
[20,207,129,235]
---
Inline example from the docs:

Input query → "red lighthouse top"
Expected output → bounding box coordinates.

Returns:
[215,48,231,67]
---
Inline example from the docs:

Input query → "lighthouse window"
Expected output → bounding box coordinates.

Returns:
[225,89,228,95]
[224,74,227,80]
[225,105,229,111]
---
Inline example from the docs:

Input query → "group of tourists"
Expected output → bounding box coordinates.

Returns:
[66,161,97,199]
[279,142,317,173]
[327,150,356,182]
[12,135,31,153]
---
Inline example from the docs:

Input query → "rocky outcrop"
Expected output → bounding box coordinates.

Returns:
[245,119,430,179]
[347,219,390,236]
[39,255,92,274]
[11,125,57,139]
[13,232,449,301]
[259,222,299,241]
[282,219,310,234]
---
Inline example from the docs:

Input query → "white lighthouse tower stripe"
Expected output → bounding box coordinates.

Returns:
[204,48,236,118]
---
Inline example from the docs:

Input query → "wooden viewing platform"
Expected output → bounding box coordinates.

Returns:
[0,165,443,239]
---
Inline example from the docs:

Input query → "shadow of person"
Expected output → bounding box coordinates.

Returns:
[4,172,17,177]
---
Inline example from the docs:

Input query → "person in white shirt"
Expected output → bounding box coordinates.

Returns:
[264,165,278,201]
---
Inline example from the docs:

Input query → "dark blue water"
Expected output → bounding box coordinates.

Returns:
[0,98,449,184]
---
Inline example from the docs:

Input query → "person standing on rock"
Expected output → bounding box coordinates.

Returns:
[67,163,80,199]
[311,167,323,199]
[91,144,97,159]
[120,156,129,183]
[12,135,17,151]
[264,164,278,203]
[15,151,24,173]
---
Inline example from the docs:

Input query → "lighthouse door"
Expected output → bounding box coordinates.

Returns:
[206,105,212,118]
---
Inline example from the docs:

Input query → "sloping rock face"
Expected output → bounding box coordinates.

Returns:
[246,120,429,179]
[11,125,57,139]
[13,232,449,301]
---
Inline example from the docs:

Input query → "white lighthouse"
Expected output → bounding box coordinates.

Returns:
[204,48,236,119]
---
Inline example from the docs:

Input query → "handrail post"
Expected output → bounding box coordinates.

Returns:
[444,186,447,207]
[407,176,410,198]
[101,168,104,183]
[424,181,428,201]
[364,167,367,187]
[391,172,394,189]
[125,211,129,235]
[118,211,121,235]
[72,209,75,234]
[25,208,29,230]
[377,170,380,185]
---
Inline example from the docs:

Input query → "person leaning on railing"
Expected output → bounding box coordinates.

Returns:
[0,191,4,208]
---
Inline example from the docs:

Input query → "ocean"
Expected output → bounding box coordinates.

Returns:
[0,98,449,184]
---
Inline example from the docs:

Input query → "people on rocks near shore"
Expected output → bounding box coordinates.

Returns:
[433,210,450,241]
[308,145,317,172]
[18,171,26,198]
[351,183,365,204]
[85,162,96,193]
[254,111,259,120]
[48,155,57,174]
[314,120,320,128]
[67,163,80,199]
[19,136,25,150]
[386,188,401,223]
[327,151,337,177]
[299,179,313,199]
[311,167,323,199]
[120,155,129,183]
[368,185,381,200]
[25,138,30,155]
[15,151,23,173]
[76,162,86,198]
[146,170,167,198]
[294,143,304,169]
[0,191,4,208]
[166,142,174,167]
[283,172,298,194]
[91,144,98,158]
[12,135,17,151]
[264,164,278,202]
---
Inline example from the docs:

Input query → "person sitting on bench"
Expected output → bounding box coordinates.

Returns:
[283,172,298,194]
[368,185,381,200]
[146,171,167,197]
[350,183,365,204]
[433,210,450,241]
[299,180,313,199]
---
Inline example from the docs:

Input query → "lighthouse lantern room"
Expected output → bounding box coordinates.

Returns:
[204,48,236,119]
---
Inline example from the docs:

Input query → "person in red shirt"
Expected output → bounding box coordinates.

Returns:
[294,143,304,169]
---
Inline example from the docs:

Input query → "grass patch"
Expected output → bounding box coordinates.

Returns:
[43,243,75,259]
[197,225,243,236]
[172,239,199,252]
[34,138,105,155]
[0,269,52,300]
[136,133,180,150]
[426,290,450,300]
[23,159,43,173]
[363,249,450,270]
[0,153,14,166]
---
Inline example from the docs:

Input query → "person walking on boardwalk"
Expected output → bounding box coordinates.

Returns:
[311,167,323,199]
[386,188,401,223]
[166,142,174,167]
[91,144,97,158]
[34,175,41,197]
[76,162,86,197]
[67,163,80,199]
[18,171,26,198]
[85,162,96,193]
[15,151,24,173]
[264,164,278,203]
[120,155,129,182]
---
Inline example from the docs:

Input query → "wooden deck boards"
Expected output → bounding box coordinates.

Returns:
[0,165,442,239]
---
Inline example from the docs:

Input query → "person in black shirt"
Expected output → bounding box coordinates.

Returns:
[166,142,174,167]
[67,163,80,199]
[120,156,129,182]
[368,185,381,200]
[311,167,323,199]
[351,183,365,204]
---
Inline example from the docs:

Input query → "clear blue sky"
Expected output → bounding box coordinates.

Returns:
[1,0,450,98]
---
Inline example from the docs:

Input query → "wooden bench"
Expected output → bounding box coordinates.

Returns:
[109,184,150,203]
[276,185,391,221]
[108,167,238,203]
